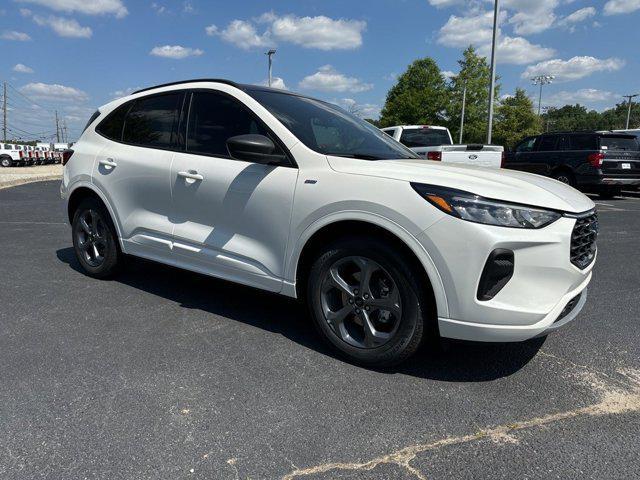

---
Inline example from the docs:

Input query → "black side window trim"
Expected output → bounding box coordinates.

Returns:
[183,88,297,169]
[95,90,188,152]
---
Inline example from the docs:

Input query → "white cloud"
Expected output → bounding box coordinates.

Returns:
[545,89,620,108]
[151,3,168,15]
[13,63,34,73]
[110,87,140,99]
[299,65,373,93]
[1,30,31,41]
[478,36,555,64]
[259,77,287,90]
[437,11,503,48]
[211,20,273,50]
[441,70,456,79]
[32,15,92,38]
[270,14,366,50]
[558,7,596,25]
[150,45,204,59]
[207,13,366,51]
[427,0,465,7]
[20,82,88,102]
[604,0,640,15]
[522,56,626,82]
[504,0,559,34]
[17,0,128,18]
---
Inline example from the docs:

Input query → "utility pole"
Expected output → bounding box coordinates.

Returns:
[2,82,6,143]
[63,119,68,143]
[459,82,467,144]
[486,0,499,144]
[55,110,61,142]
[623,94,639,129]
[266,49,276,87]
[532,75,554,116]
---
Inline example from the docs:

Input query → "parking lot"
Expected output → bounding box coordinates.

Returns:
[1,180,639,479]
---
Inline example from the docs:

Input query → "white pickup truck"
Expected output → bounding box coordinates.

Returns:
[381,125,503,168]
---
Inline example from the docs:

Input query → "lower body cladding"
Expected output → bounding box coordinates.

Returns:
[419,214,595,342]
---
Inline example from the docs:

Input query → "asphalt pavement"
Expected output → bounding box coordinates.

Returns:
[1,181,639,479]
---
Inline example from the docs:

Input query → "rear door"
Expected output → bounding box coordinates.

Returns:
[599,134,640,177]
[92,91,184,257]
[170,90,298,292]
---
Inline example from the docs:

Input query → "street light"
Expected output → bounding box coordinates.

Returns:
[266,49,276,87]
[459,81,467,144]
[486,0,499,144]
[622,94,639,129]
[532,75,555,116]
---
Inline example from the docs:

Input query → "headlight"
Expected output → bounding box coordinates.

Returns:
[411,183,562,229]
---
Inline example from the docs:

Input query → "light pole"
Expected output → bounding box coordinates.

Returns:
[622,94,639,129]
[532,75,554,116]
[486,0,499,144]
[266,49,276,87]
[459,81,467,144]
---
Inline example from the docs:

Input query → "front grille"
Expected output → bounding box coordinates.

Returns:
[570,211,598,269]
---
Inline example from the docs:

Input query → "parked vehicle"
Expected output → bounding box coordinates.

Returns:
[0,143,22,167]
[504,131,640,198]
[62,80,597,366]
[381,125,503,168]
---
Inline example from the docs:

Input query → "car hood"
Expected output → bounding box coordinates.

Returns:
[328,157,595,213]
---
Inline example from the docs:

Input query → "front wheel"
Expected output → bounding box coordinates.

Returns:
[71,198,122,278]
[307,237,428,367]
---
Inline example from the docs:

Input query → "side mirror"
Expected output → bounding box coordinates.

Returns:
[226,134,286,165]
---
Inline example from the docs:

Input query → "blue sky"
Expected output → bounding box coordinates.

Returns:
[1,0,639,141]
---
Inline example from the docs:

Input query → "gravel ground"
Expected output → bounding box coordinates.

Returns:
[0,181,639,480]
[0,164,62,189]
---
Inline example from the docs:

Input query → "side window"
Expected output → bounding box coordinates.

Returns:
[123,92,183,148]
[383,128,396,138]
[515,137,537,152]
[186,91,284,159]
[96,102,132,141]
[570,134,598,151]
[557,135,571,150]
[537,135,557,151]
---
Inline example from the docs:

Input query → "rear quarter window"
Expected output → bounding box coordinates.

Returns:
[570,134,598,151]
[96,102,132,141]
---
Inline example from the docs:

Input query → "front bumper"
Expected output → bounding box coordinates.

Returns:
[419,213,594,343]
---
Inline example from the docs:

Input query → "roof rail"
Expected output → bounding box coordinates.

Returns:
[132,78,239,95]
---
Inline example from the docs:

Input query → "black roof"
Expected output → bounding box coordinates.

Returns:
[131,78,303,97]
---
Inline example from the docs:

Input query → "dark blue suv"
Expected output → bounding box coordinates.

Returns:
[504,131,640,198]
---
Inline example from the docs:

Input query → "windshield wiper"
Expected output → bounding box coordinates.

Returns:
[325,152,403,160]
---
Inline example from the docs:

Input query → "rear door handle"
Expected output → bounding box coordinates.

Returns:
[99,158,117,168]
[177,170,204,181]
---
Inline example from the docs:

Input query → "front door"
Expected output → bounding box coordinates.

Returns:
[170,90,298,292]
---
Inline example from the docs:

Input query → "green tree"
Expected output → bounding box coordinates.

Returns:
[599,101,640,130]
[445,46,500,144]
[379,58,447,127]
[493,88,541,150]
[541,105,601,132]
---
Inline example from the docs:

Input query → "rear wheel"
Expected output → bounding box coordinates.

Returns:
[551,170,575,187]
[1,156,13,168]
[307,237,428,367]
[71,198,121,278]
[599,187,622,199]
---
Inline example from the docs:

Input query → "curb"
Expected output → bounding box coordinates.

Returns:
[0,175,62,190]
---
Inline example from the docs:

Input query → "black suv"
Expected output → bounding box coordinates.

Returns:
[504,131,640,198]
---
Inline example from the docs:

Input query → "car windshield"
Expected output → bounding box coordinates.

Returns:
[600,135,639,151]
[247,89,418,160]
[400,128,452,147]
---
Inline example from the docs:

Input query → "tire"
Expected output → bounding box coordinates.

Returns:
[306,236,428,367]
[551,170,575,187]
[599,187,621,199]
[1,156,13,168]
[71,197,121,279]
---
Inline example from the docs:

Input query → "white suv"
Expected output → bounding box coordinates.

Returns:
[61,79,598,366]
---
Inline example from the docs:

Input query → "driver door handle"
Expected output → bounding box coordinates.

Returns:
[177,170,204,181]
[99,158,117,168]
